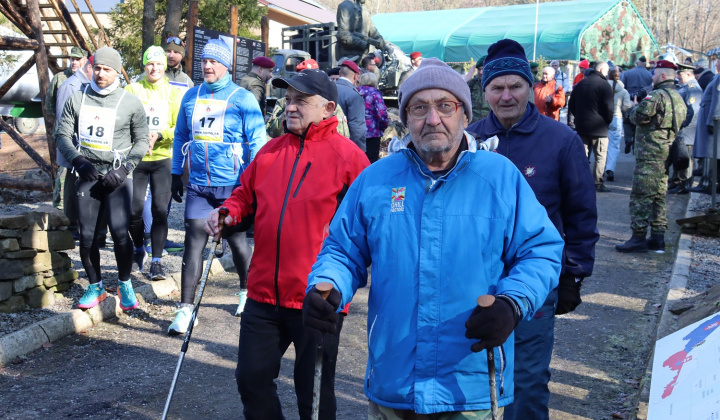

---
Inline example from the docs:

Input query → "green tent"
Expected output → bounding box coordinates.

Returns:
[372,0,658,66]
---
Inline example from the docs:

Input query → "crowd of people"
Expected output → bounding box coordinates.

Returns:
[43,32,719,419]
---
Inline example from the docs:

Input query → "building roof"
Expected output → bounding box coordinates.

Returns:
[258,0,336,23]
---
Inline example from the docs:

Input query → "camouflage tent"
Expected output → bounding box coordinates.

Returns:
[372,0,658,67]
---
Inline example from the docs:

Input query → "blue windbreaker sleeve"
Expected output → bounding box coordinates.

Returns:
[496,168,564,320]
[307,176,371,309]
[235,90,267,161]
[559,133,599,278]
[172,87,195,175]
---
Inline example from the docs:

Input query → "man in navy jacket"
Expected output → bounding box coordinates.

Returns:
[335,60,367,151]
[467,39,599,420]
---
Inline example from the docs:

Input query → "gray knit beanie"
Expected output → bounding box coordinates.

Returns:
[93,47,122,73]
[398,58,472,125]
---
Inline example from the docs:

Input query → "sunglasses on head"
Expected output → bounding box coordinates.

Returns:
[166,37,185,47]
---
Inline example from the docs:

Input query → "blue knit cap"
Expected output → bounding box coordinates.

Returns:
[201,39,232,68]
[481,39,533,90]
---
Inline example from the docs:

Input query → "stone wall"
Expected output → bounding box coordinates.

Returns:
[0,206,77,313]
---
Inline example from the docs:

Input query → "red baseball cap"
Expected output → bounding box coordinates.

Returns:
[296,59,319,71]
[341,60,360,74]
[252,56,275,69]
[410,52,422,60]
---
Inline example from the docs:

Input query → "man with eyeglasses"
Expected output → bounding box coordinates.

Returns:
[164,36,193,91]
[467,39,598,420]
[203,69,369,419]
[169,39,266,334]
[301,57,564,419]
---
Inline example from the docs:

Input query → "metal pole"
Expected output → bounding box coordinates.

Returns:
[533,0,540,61]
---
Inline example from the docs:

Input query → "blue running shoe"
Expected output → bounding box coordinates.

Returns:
[117,280,138,311]
[77,283,107,309]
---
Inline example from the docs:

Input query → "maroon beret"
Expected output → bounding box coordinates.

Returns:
[252,56,275,69]
[410,51,422,60]
[341,60,360,74]
[655,60,678,70]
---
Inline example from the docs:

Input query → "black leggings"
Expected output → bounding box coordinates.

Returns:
[181,218,252,304]
[365,136,381,163]
[76,178,133,284]
[129,159,172,258]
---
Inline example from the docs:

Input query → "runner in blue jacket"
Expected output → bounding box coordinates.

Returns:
[169,39,266,334]
[303,58,564,417]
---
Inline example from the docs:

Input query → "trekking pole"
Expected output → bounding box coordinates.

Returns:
[477,295,499,420]
[161,207,229,420]
[311,282,335,420]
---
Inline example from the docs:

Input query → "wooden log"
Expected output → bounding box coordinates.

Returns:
[0,177,53,192]
[0,0,33,34]
[81,0,129,82]
[261,16,269,56]
[229,5,238,36]
[675,212,720,225]
[0,55,36,100]
[46,0,93,53]
[26,0,57,177]
[0,36,39,50]
[67,0,98,50]
[184,1,198,74]
[0,119,53,176]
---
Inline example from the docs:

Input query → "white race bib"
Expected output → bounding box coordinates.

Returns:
[78,104,116,151]
[191,97,227,142]
[143,101,169,133]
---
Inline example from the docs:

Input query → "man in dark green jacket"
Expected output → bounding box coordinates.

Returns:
[239,56,274,117]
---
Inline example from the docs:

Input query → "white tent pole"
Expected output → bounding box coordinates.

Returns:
[533,0,539,60]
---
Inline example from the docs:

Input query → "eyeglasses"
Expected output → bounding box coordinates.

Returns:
[406,101,463,118]
[166,37,185,47]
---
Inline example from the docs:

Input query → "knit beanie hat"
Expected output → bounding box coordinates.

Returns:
[93,47,123,73]
[202,39,232,69]
[481,39,533,90]
[166,41,185,58]
[398,57,471,125]
[143,46,167,66]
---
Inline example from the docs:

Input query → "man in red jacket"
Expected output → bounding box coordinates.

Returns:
[204,69,369,420]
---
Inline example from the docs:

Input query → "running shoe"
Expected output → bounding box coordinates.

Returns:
[132,249,146,272]
[168,306,198,336]
[149,261,166,281]
[164,239,184,252]
[235,289,248,317]
[117,280,139,311]
[77,283,107,309]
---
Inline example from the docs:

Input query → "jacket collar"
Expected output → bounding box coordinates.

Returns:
[401,133,478,182]
[585,69,607,81]
[482,102,540,137]
[285,115,339,142]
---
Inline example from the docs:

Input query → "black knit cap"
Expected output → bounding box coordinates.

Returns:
[481,39,533,90]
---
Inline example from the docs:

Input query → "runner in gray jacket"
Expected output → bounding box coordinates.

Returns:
[55,47,149,312]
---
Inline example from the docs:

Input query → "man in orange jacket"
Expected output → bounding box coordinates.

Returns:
[533,66,566,120]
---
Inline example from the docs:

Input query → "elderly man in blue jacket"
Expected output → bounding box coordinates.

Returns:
[302,57,564,417]
[467,39,599,420]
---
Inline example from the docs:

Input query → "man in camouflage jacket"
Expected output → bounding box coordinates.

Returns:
[616,60,687,254]
[467,56,491,123]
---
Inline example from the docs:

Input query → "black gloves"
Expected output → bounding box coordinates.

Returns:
[100,165,130,191]
[465,296,519,353]
[302,285,341,345]
[556,275,583,315]
[624,139,634,154]
[708,125,714,135]
[72,156,99,182]
[171,174,184,203]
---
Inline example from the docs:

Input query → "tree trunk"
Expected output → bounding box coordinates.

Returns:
[142,0,157,57]
[163,0,184,39]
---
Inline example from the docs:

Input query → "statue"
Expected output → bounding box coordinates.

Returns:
[336,0,386,62]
